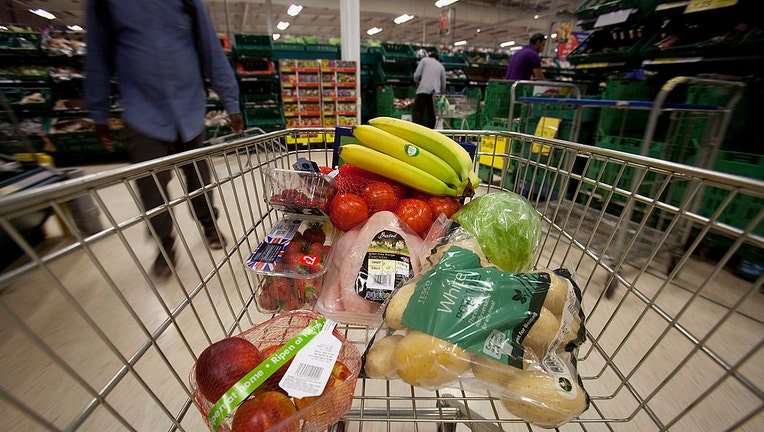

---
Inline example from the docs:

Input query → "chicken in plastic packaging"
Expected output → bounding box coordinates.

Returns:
[314,211,426,326]
[362,220,590,428]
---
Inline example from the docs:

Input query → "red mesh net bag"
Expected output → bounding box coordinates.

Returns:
[334,164,409,199]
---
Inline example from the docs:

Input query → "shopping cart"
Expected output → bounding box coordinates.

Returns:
[433,92,479,130]
[0,127,762,431]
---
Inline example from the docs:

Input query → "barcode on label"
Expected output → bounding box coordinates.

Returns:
[368,273,394,289]
[294,363,322,380]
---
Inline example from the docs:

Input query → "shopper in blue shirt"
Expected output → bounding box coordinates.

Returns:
[84,0,244,281]
[505,33,547,80]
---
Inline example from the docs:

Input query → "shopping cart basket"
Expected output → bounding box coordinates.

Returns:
[0,127,762,431]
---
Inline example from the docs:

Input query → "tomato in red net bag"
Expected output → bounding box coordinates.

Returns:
[335,164,408,199]
[329,193,369,232]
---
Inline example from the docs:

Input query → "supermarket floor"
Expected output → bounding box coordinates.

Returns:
[1,158,762,432]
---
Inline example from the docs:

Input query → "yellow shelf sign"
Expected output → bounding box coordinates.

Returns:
[685,0,738,13]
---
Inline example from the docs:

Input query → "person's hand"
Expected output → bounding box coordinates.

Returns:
[95,123,115,152]
[228,113,245,134]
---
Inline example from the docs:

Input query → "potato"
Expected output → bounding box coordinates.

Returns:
[394,330,471,388]
[522,307,561,357]
[364,334,403,379]
[543,272,569,318]
[501,370,588,428]
[471,353,531,387]
[423,238,490,271]
[384,282,415,330]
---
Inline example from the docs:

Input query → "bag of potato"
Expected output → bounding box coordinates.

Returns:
[361,241,589,429]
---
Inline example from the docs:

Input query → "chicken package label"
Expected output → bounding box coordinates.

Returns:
[356,230,415,303]
[401,246,577,370]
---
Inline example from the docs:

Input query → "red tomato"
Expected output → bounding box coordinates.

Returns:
[395,198,433,236]
[361,182,399,213]
[329,193,369,232]
[427,196,462,219]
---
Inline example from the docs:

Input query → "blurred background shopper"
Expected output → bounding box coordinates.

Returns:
[505,33,547,80]
[84,0,245,281]
[412,52,446,128]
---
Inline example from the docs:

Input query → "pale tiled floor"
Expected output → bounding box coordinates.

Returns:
[1,155,762,432]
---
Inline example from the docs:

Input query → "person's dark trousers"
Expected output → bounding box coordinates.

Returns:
[124,123,218,254]
[413,93,436,129]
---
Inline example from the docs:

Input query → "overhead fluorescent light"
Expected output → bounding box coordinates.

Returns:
[287,4,303,16]
[67,25,83,31]
[509,46,522,51]
[500,40,515,48]
[277,21,290,31]
[367,27,383,36]
[394,14,414,24]
[454,40,467,46]
[272,33,281,40]
[29,8,56,20]
[435,0,459,8]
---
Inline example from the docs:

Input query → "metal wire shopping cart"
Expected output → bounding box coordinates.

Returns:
[0,127,762,431]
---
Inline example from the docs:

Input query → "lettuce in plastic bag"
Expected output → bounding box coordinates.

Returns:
[452,191,542,272]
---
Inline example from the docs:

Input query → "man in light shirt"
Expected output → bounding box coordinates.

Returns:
[412,52,447,129]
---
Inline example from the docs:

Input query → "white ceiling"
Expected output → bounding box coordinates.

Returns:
[6,0,583,50]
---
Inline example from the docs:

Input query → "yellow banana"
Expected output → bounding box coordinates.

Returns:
[353,125,461,189]
[339,144,457,197]
[368,117,474,182]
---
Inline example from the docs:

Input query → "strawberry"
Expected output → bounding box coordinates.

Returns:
[309,242,330,258]
[294,279,319,303]
[271,277,292,303]
[302,223,326,244]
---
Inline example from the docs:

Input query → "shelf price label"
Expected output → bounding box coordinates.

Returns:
[684,0,738,13]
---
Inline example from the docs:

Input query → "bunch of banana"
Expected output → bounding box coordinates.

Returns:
[340,117,480,197]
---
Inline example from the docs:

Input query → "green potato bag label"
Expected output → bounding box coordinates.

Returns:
[400,246,548,369]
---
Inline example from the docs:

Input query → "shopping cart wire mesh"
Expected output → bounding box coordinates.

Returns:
[0,128,762,431]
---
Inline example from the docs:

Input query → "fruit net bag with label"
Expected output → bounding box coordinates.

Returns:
[189,310,362,432]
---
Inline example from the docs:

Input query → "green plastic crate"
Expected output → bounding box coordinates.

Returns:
[380,43,417,62]
[580,135,666,206]
[233,34,273,57]
[375,86,415,117]
[699,151,764,235]
[575,0,662,20]
[597,78,658,136]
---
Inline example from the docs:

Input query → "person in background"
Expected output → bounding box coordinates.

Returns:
[84,0,245,282]
[505,33,547,80]
[412,52,447,129]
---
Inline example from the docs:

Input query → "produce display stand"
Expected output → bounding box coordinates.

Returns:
[0,126,762,431]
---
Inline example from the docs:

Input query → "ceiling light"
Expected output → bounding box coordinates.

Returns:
[454,40,467,46]
[67,25,83,31]
[272,33,281,40]
[500,40,515,47]
[509,46,522,51]
[367,27,383,36]
[29,8,56,20]
[435,0,460,8]
[394,14,414,25]
[287,4,303,16]
[534,14,540,19]
[277,21,290,31]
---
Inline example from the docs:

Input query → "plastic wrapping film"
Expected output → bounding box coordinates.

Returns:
[314,211,426,326]
[362,219,590,429]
